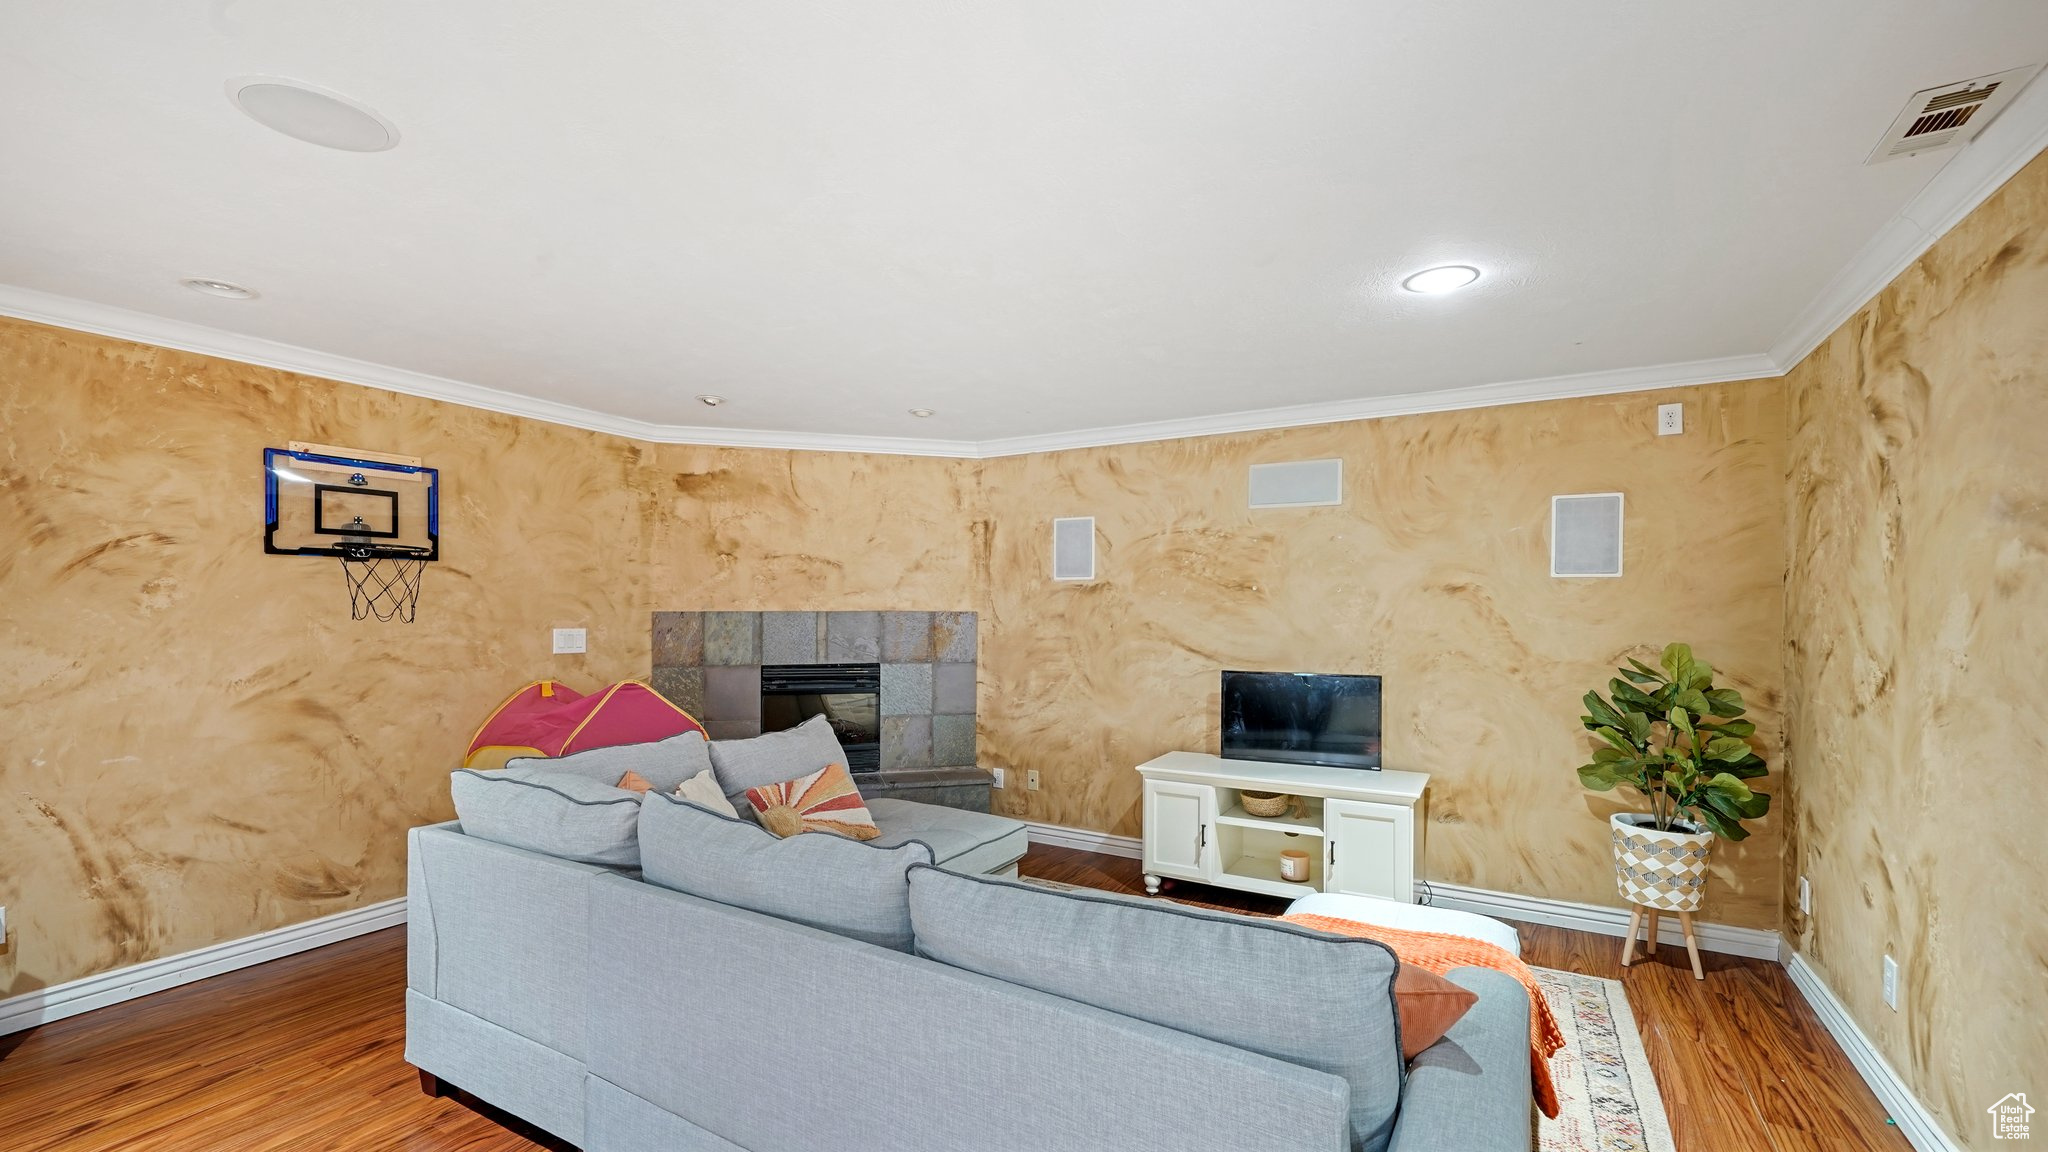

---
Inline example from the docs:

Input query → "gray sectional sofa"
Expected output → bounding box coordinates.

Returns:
[408,764,1531,1150]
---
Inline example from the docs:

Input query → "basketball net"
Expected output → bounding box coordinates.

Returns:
[339,551,426,623]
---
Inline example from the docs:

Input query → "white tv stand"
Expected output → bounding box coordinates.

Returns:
[1136,752,1427,903]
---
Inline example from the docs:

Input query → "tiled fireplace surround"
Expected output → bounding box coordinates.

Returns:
[650,611,990,810]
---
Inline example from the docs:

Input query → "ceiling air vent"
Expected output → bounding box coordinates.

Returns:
[1867,64,2043,163]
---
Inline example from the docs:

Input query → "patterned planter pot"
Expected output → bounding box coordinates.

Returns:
[1610,813,1712,912]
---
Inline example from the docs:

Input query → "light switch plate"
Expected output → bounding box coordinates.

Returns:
[991,767,1006,789]
[1798,875,1811,915]
[1657,403,1684,435]
[1882,954,1899,1010]
[552,628,587,654]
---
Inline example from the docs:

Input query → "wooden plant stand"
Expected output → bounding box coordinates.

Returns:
[1622,904,1704,980]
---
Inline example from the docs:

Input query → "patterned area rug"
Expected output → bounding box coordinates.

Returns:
[1533,968,1675,1152]
[1018,878,1674,1151]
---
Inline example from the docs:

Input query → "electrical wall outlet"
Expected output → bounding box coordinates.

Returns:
[1882,954,1900,1010]
[991,767,1005,789]
[0,905,7,944]
[1026,769,1040,791]
[552,627,587,654]
[1657,402,1684,436]
[1798,875,1811,915]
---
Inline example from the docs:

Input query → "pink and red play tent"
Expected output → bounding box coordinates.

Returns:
[464,680,706,769]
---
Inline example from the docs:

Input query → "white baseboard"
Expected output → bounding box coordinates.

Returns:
[1782,951,1960,1152]
[0,897,406,1037]
[1025,821,1144,859]
[1425,881,1781,960]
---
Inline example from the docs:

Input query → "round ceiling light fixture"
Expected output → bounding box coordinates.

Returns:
[1400,264,1482,294]
[180,277,258,299]
[908,408,935,418]
[227,77,399,152]
[696,394,726,407]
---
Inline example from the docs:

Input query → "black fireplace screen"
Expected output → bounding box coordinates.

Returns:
[759,663,882,773]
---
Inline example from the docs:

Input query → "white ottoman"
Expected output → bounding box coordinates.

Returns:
[1286,892,1521,958]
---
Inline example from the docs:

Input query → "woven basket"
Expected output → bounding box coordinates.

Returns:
[1610,813,1713,911]
[1240,791,1293,818]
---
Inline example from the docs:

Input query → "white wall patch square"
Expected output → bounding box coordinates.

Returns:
[1551,493,1625,578]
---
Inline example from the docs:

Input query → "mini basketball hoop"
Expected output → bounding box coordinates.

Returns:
[265,441,440,623]
[338,545,430,623]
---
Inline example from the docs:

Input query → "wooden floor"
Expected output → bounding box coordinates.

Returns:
[0,845,1912,1152]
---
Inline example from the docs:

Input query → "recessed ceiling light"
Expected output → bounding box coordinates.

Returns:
[227,77,399,152]
[909,408,935,418]
[1401,265,1482,294]
[180,277,257,299]
[696,394,726,407]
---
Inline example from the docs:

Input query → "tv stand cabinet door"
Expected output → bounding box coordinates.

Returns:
[1141,779,1215,884]
[1323,798,1415,902]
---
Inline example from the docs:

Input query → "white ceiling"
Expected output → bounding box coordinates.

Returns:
[4,2,2048,453]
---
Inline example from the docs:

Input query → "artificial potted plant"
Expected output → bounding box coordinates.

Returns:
[1575,643,1770,914]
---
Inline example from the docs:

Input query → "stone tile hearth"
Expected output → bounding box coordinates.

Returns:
[650,610,977,772]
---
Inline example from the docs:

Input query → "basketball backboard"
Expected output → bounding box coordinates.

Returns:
[264,442,439,561]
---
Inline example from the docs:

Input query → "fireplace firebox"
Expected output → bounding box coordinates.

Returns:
[760,663,882,773]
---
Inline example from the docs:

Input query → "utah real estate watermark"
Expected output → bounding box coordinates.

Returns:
[1990,1093,2034,1141]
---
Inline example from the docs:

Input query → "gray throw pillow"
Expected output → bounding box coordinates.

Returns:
[907,865,1406,1152]
[706,714,848,805]
[504,729,713,794]
[449,768,643,867]
[639,791,931,951]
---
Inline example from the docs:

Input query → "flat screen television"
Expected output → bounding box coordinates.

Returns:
[1220,671,1382,770]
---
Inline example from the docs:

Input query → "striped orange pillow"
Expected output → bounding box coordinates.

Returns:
[744,763,880,841]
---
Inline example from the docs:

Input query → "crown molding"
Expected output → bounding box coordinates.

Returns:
[0,285,982,458]
[0,282,1779,458]
[1769,69,2048,372]
[972,352,1780,457]
[0,282,679,437]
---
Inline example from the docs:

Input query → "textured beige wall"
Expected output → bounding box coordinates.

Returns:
[977,383,1788,927]
[645,444,981,612]
[1782,149,2048,1145]
[0,318,655,994]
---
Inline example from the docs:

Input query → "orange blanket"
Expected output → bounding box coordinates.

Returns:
[1281,913,1563,1118]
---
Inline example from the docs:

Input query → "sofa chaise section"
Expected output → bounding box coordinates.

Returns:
[865,796,1028,876]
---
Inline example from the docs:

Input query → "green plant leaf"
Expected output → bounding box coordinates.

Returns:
[1661,642,1694,679]
[1722,753,1769,779]
[1702,718,1756,738]
[1627,657,1663,681]
[1695,784,1766,834]
[1618,667,1659,685]
[1610,679,1661,713]
[1666,706,1695,737]
[1593,726,1640,755]
[1623,711,1654,747]
[1701,772,1754,803]
[1583,691,1625,729]
[1578,763,1627,792]
[1704,688,1746,717]
[1674,687,1711,715]
[1591,746,1628,763]
[1705,735,1753,762]
[1695,804,1748,841]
